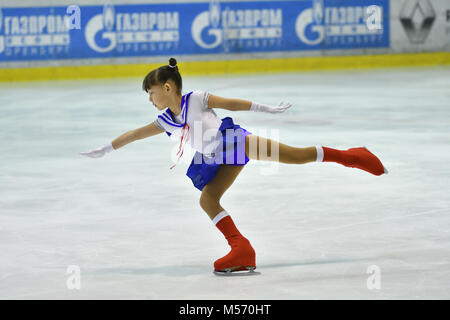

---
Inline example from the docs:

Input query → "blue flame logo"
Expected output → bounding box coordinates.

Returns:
[313,0,324,24]
[209,0,221,28]
[103,3,115,31]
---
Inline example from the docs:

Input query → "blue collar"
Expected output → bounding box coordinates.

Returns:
[157,91,193,128]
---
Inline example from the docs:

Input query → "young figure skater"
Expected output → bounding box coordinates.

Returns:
[80,58,388,276]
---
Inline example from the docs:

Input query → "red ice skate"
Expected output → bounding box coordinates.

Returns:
[212,213,259,276]
[213,235,258,276]
[323,146,388,176]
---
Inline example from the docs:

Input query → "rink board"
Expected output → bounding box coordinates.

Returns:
[0,0,449,80]
[0,51,449,81]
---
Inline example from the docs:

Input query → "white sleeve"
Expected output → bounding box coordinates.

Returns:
[153,118,165,131]
[193,90,210,111]
[202,91,210,110]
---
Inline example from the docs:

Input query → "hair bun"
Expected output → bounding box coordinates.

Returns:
[168,57,177,69]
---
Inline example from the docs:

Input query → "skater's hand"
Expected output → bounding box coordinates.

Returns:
[250,101,292,114]
[79,142,114,158]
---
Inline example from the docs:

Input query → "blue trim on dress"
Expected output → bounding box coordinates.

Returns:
[157,91,193,137]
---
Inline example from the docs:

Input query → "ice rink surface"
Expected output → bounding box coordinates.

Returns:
[1,67,449,299]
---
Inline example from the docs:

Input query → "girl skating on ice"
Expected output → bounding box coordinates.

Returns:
[80,58,388,276]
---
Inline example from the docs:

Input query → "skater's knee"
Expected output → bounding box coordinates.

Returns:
[199,191,221,211]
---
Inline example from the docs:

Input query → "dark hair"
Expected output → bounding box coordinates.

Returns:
[142,58,182,95]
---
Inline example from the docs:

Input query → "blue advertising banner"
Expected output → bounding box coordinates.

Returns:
[0,0,389,62]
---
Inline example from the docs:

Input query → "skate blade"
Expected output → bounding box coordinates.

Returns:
[213,267,260,277]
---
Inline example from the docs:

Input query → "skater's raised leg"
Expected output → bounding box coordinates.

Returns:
[245,134,317,164]
[200,164,256,273]
[245,134,387,176]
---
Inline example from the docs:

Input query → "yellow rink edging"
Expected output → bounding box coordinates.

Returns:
[1,51,449,82]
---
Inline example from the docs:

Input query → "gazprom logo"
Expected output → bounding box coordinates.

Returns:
[0,7,70,57]
[295,2,384,46]
[85,4,179,53]
[192,0,223,49]
[296,1,324,45]
[85,4,116,52]
[192,0,283,50]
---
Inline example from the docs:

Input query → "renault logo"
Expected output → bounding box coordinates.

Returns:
[399,0,435,44]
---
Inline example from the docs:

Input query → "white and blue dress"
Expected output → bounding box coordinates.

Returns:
[153,91,252,191]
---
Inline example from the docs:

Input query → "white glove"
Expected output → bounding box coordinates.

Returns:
[79,142,115,158]
[250,101,292,113]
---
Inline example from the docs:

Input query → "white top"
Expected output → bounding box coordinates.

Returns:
[153,90,223,158]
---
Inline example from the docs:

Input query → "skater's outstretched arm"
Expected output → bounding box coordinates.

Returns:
[79,122,164,158]
[208,94,291,113]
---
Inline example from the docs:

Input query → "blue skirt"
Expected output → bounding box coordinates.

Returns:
[186,117,252,191]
